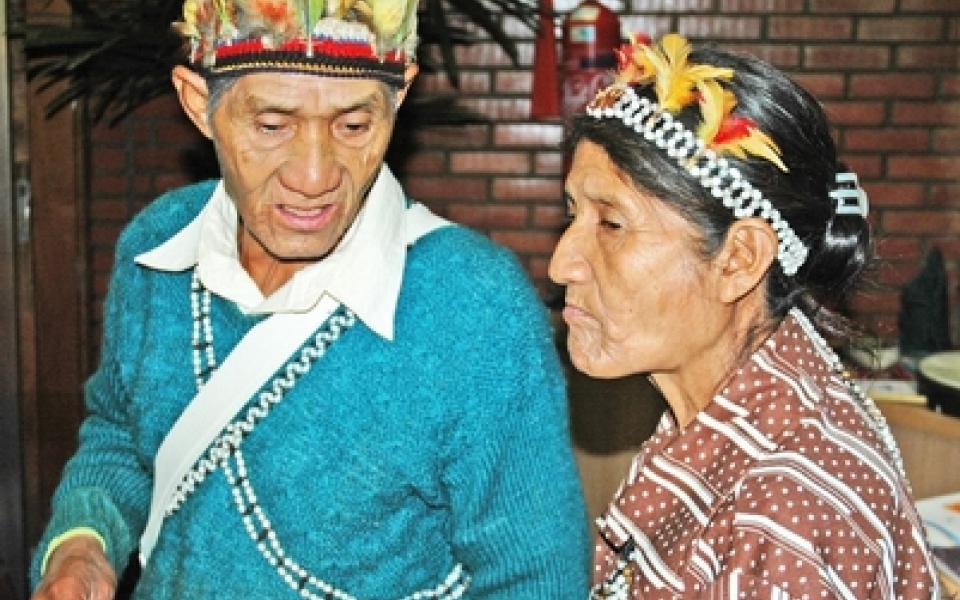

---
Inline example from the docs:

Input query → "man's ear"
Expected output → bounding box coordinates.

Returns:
[394,63,419,108]
[712,217,778,304]
[172,65,213,139]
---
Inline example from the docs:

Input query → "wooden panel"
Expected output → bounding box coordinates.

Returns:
[0,3,26,596]
[878,402,960,500]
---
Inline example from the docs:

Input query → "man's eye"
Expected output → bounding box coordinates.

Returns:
[256,119,288,134]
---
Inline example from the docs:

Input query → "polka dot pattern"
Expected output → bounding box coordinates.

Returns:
[590,313,937,599]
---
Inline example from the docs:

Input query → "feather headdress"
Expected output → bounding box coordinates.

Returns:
[585,33,808,275]
[173,0,418,85]
[588,32,786,173]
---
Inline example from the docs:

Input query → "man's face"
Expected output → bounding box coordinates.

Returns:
[209,71,400,261]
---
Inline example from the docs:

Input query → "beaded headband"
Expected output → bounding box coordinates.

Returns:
[586,33,809,276]
[174,0,418,87]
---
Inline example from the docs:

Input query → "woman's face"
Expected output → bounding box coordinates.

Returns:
[549,140,722,379]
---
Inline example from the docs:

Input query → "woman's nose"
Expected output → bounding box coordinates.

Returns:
[279,123,342,197]
[548,224,588,286]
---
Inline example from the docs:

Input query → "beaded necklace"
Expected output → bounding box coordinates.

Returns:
[174,268,469,600]
[789,307,908,485]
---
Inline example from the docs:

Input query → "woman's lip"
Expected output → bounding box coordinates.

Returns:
[275,202,339,231]
[561,303,592,322]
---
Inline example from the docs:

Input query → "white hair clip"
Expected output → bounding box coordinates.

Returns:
[587,86,809,276]
[830,172,869,218]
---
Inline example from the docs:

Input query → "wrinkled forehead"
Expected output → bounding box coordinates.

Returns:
[206,70,396,117]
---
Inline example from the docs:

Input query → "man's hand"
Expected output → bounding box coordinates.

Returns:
[31,535,116,600]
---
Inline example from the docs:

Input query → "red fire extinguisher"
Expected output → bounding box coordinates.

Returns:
[560,0,621,119]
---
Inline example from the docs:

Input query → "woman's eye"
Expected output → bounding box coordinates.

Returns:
[600,219,622,230]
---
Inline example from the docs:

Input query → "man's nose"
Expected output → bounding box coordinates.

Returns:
[279,123,341,197]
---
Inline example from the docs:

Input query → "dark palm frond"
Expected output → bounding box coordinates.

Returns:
[23,0,538,124]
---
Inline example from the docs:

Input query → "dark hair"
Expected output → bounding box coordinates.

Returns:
[566,45,873,332]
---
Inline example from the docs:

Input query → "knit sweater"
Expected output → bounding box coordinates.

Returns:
[31,181,590,599]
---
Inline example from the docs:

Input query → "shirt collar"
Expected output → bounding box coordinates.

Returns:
[135,165,410,340]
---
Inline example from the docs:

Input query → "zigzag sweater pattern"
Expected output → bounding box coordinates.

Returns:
[32,181,590,599]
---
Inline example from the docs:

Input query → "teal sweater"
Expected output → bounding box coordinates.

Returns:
[32,181,590,598]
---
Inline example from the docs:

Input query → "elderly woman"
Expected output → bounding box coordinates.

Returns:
[550,34,937,599]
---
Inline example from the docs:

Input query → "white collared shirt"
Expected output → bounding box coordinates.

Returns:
[135,165,446,341]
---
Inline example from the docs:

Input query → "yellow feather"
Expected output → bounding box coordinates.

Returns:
[696,80,724,142]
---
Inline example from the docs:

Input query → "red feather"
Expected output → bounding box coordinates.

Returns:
[714,115,756,144]
[258,0,290,23]
[615,44,632,72]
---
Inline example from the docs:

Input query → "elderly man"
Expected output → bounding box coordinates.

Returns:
[29,1,589,598]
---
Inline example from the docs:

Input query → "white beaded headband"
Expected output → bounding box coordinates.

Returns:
[587,86,809,275]
[586,33,811,276]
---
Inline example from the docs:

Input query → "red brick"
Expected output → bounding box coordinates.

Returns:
[901,0,960,11]
[490,230,560,254]
[804,45,891,70]
[533,204,568,228]
[450,152,530,174]
[495,71,533,95]
[789,73,846,98]
[405,177,488,201]
[92,148,129,174]
[931,184,960,206]
[414,71,491,95]
[878,263,924,286]
[618,16,674,41]
[875,236,922,260]
[88,199,129,220]
[453,42,534,68]
[838,154,882,177]
[892,101,960,126]
[809,0,894,12]
[720,0,803,11]
[90,122,131,145]
[154,173,194,193]
[844,128,929,151]
[725,44,800,68]
[535,152,565,175]
[889,156,960,179]
[413,124,490,148]
[500,15,539,40]
[492,178,564,202]
[134,95,183,118]
[402,151,446,174]
[90,175,127,197]
[447,204,530,229]
[943,75,960,96]
[849,73,936,98]
[768,17,853,40]
[896,45,959,69]
[882,209,960,232]
[156,121,204,145]
[630,0,712,10]
[862,182,926,206]
[858,17,944,41]
[494,123,564,147]
[676,16,762,39]
[952,17,960,40]
[134,147,181,169]
[89,222,124,247]
[822,101,886,125]
[459,98,532,120]
[934,129,960,151]
[528,256,552,281]
[847,290,900,314]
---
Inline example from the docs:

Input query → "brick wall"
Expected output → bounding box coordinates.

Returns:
[85,1,960,350]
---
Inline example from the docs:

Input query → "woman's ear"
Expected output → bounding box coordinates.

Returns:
[713,217,778,304]
[172,65,213,139]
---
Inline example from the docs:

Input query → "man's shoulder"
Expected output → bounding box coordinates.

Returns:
[117,180,218,256]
